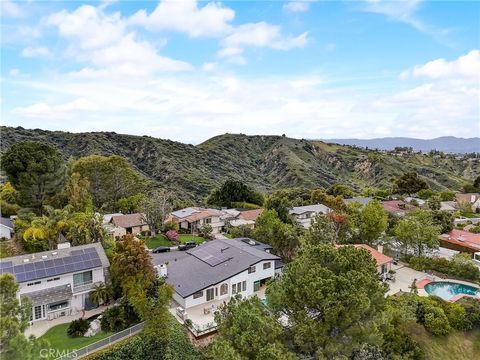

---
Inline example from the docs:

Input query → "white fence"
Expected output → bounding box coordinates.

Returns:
[55,322,145,360]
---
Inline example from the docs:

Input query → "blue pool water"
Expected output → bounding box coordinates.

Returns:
[424,281,478,300]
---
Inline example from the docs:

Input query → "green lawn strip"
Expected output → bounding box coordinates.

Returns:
[178,234,204,244]
[140,235,171,249]
[39,323,113,359]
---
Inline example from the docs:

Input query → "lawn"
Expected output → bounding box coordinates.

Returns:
[39,323,113,359]
[141,234,171,249]
[409,323,480,360]
[178,234,204,244]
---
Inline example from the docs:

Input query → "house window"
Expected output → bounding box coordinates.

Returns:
[248,266,256,274]
[242,281,246,292]
[205,218,212,224]
[237,282,242,293]
[73,271,93,287]
[220,283,228,295]
[254,281,260,292]
[27,281,41,286]
[48,301,69,312]
[232,283,237,294]
[263,262,271,270]
[193,291,203,299]
[34,305,42,320]
[47,277,60,282]
[206,288,214,301]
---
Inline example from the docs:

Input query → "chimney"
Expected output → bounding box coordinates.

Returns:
[377,245,384,254]
[57,242,71,249]
[155,264,168,277]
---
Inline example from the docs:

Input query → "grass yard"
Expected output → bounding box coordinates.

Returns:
[39,323,113,359]
[141,234,171,249]
[178,234,204,244]
[409,323,480,360]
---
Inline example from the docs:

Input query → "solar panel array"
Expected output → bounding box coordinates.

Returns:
[189,242,232,267]
[0,247,102,283]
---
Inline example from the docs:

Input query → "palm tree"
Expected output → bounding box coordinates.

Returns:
[89,282,110,306]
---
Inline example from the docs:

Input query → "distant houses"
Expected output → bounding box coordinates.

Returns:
[439,229,480,254]
[110,213,149,236]
[167,207,224,235]
[289,204,332,229]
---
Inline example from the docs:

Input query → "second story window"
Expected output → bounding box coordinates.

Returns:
[248,265,256,274]
[263,262,271,270]
[73,270,92,287]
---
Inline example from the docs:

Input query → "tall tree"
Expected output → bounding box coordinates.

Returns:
[206,179,264,207]
[394,172,428,196]
[65,172,92,212]
[0,273,47,360]
[141,189,173,236]
[267,244,387,359]
[394,210,441,256]
[210,297,297,360]
[1,141,66,214]
[303,213,350,245]
[70,155,147,211]
[350,200,388,245]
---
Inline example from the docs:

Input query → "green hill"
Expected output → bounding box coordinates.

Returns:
[1,127,478,201]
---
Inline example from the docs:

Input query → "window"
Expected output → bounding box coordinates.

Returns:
[220,283,228,295]
[254,281,260,292]
[232,283,237,294]
[263,262,271,270]
[215,287,218,296]
[27,281,41,286]
[34,305,42,320]
[193,291,203,299]
[47,277,60,282]
[237,282,242,292]
[206,288,214,301]
[242,281,246,292]
[48,301,69,312]
[205,218,212,224]
[248,266,256,274]
[73,271,92,287]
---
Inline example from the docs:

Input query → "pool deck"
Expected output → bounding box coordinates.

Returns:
[417,278,480,301]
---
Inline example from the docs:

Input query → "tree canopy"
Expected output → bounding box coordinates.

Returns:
[1,141,66,214]
[394,172,428,195]
[267,244,387,359]
[206,179,264,207]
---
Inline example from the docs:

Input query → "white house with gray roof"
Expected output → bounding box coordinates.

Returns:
[289,204,332,228]
[162,238,282,330]
[0,243,109,323]
[1,217,14,239]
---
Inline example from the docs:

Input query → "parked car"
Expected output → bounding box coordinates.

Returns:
[178,241,197,251]
[152,246,171,253]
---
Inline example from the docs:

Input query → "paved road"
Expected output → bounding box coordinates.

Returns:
[150,250,189,266]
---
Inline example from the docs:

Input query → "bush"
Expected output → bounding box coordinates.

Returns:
[100,301,140,332]
[165,230,178,242]
[423,305,451,336]
[163,220,179,232]
[458,297,480,329]
[67,318,89,337]
[409,254,480,283]
[444,302,470,331]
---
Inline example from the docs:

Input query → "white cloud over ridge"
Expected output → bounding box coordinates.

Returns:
[21,46,51,58]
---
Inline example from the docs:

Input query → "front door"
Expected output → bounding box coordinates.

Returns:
[206,288,214,301]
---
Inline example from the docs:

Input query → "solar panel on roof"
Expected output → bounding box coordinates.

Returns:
[36,269,46,278]
[24,263,35,272]
[34,262,45,270]
[25,271,36,281]
[54,258,64,266]
[46,268,56,277]
[0,261,13,269]
[13,265,24,274]
[44,260,54,268]
[92,259,102,267]
[65,264,75,272]
[2,267,13,274]
[63,256,73,264]
[73,262,83,271]
[71,249,84,256]
[71,255,82,263]
[84,247,96,254]
[17,273,26,282]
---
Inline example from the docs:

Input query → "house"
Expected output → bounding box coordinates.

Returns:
[101,213,126,239]
[289,204,332,228]
[352,244,393,276]
[381,200,411,216]
[0,217,14,239]
[344,197,373,208]
[110,213,149,236]
[220,208,258,230]
[162,238,282,335]
[0,243,110,323]
[238,209,263,222]
[455,193,480,213]
[439,229,480,254]
[404,197,426,207]
[168,207,224,234]
[440,201,457,212]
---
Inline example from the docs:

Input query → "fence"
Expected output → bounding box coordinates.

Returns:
[55,322,145,360]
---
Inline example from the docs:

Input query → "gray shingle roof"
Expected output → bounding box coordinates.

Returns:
[166,238,279,297]
[0,217,13,229]
[289,204,331,215]
[344,197,373,207]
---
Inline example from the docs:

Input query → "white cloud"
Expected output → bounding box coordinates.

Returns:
[129,0,234,38]
[400,50,480,81]
[1,0,20,17]
[11,98,98,118]
[21,46,51,58]
[219,22,308,58]
[45,5,192,76]
[283,1,313,13]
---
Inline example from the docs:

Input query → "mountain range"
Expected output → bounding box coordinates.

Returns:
[1,127,478,201]
[324,136,479,154]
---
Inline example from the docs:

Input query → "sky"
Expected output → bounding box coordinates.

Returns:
[1,0,479,144]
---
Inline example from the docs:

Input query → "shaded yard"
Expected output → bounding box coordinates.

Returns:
[39,323,113,359]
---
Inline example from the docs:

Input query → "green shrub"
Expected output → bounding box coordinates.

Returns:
[458,297,480,329]
[100,301,140,332]
[163,220,179,232]
[444,302,470,331]
[67,318,89,337]
[423,305,451,336]
[409,255,480,283]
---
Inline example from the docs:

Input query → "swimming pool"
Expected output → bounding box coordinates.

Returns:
[424,281,479,300]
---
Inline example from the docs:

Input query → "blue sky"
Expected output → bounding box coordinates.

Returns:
[1,0,479,143]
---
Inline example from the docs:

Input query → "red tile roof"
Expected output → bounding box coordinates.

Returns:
[239,209,263,221]
[381,200,409,214]
[352,244,393,266]
[440,229,480,251]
